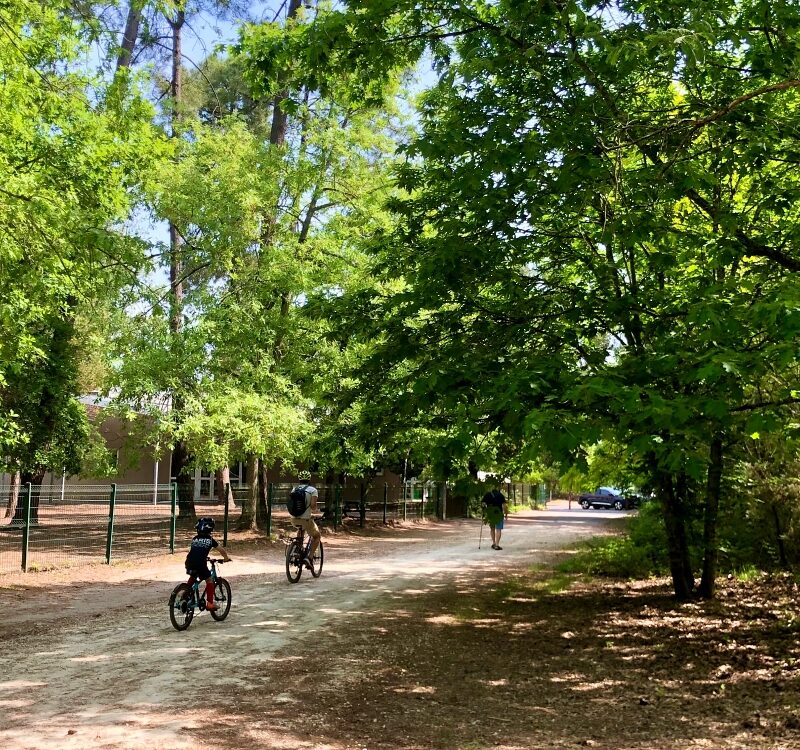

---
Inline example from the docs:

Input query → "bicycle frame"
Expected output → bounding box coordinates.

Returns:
[188,559,221,613]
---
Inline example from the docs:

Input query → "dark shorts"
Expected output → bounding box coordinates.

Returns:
[187,566,211,580]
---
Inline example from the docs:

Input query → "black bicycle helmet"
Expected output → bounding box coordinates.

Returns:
[195,516,215,535]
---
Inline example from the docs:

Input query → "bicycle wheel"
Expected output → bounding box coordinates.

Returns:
[169,583,195,631]
[210,577,232,621]
[285,540,303,583]
[311,540,324,578]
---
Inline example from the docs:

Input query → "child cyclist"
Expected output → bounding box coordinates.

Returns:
[185,517,230,610]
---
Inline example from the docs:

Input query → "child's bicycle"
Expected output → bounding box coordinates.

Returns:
[283,518,324,583]
[169,558,231,631]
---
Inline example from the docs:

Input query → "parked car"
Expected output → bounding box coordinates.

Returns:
[577,487,631,510]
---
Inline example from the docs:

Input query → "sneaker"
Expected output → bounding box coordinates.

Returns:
[206,601,218,611]
[302,555,314,571]
[494,545,503,551]
[491,544,498,550]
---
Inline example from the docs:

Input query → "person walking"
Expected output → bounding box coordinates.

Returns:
[481,486,508,550]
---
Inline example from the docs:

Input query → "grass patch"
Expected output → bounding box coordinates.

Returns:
[534,572,578,593]
[557,535,660,579]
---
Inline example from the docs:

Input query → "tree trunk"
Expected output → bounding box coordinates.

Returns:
[4,470,20,518]
[215,467,225,504]
[699,436,723,598]
[256,459,269,529]
[170,441,195,520]
[238,455,258,530]
[116,3,141,70]
[13,469,45,524]
[268,0,303,147]
[166,9,195,520]
[771,503,789,569]
[323,467,335,520]
[658,470,694,600]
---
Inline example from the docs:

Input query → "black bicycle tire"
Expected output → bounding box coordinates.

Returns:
[285,540,303,583]
[311,540,324,578]
[209,577,232,621]
[169,582,194,631]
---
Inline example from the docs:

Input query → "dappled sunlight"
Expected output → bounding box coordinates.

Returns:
[70,654,111,663]
[243,620,290,630]
[0,680,47,691]
[2,704,211,750]
[158,646,205,655]
[569,678,626,692]
[393,685,436,695]
[0,698,34,708]
[425,614,459,625]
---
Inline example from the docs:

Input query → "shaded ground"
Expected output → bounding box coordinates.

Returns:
[0,504,798,749]
[213,569,800,750]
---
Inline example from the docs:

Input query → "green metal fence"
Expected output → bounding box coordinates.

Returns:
[0,480,450,573]
[0,483,180,572]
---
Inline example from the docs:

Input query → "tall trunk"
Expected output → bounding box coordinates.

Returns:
[116,3,142,70]
[4,469,20,518]
[256,459,269,529]
[699,437,723,598]
[238,455,258,530]
[268,0,303,146]
[657,469,694,600]
[262,0,303,365]
[167,9,195,520]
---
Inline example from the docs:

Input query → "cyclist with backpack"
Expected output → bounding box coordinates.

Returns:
[288,474,320,571]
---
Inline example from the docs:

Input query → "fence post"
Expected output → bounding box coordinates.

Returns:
[224,482,231,547]
[420,482,425,521]
[383,483,388,525]
[334,485,342,529]
[20,482,31,572]
[105,483,117,565]
[403,486,407,522]
[267,482,274,536]
[359,482,366,528]
[170,482,178,554]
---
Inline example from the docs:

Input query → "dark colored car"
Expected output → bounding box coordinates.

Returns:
[578,487,631,510]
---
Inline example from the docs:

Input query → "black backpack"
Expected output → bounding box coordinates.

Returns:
[288,484,309,516]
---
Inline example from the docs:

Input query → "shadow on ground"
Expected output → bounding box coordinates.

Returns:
[207,568,800,750]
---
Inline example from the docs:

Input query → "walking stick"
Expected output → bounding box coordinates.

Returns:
[478,517,484,549]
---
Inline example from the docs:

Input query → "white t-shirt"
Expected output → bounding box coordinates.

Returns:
[294,484,318,519]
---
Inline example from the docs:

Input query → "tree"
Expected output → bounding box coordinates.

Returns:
[246,0,800,598]
[0,0,163,510]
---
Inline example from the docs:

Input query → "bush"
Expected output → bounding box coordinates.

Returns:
[559,502,671,579]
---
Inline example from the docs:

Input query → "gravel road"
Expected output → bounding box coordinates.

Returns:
[0,503,623,750]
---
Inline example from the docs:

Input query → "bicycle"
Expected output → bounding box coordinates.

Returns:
[168,558,232,631]
[284,518,324,583]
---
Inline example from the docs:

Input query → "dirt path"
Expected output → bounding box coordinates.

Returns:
[0,503,616,750]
